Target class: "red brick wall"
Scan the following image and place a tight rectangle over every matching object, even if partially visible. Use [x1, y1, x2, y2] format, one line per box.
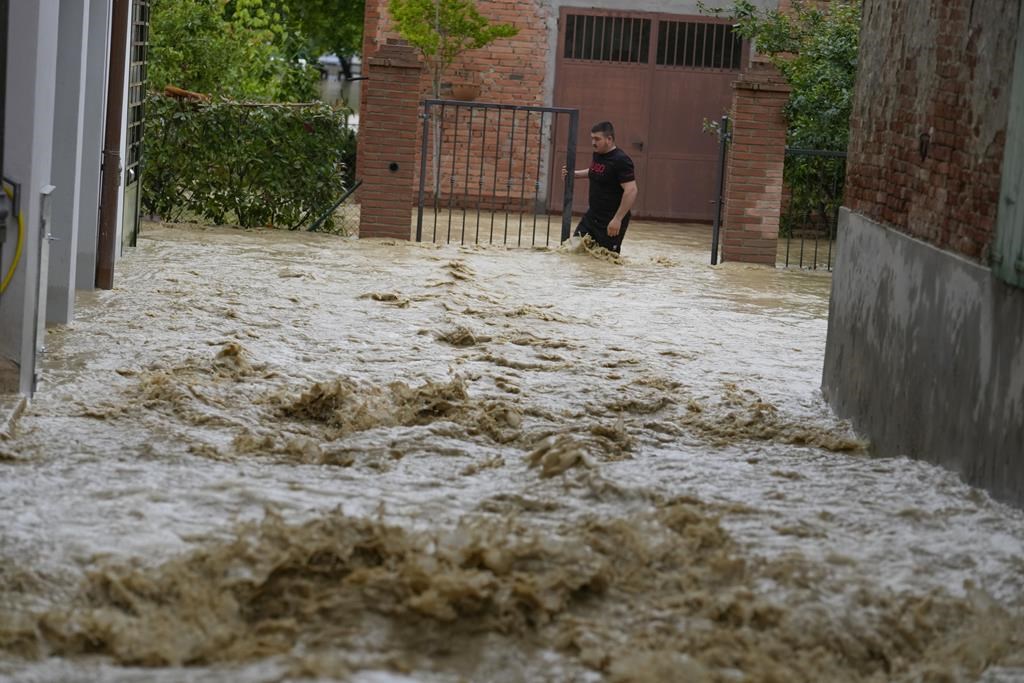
[358, 45, 422, 240]
[363, 0, 551, 206]
[721, 65, 790, 265]
[844, 0, 1019, 262]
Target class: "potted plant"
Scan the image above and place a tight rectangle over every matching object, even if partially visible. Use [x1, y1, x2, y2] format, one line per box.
[450, 68, 481, 100]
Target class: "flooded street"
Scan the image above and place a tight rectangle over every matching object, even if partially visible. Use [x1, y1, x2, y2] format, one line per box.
[1, 220, 1023, 682]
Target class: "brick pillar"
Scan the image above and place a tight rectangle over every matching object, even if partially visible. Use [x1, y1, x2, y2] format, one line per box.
[721, 66, 790, 265]
[357, 44, 422, 240]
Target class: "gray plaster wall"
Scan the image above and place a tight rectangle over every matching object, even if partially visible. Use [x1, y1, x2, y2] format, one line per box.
[823, 209, 1024, 506]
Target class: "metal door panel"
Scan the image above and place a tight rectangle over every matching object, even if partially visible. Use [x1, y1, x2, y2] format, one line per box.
[551, 8, 743, 222]
[645, 70, 733, 220]
[551, 61, 650, 215]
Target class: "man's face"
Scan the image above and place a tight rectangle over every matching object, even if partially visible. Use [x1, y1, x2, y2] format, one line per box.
[591, 132, 614, 154]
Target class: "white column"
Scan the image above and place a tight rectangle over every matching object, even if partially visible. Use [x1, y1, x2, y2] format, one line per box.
[75, 0, 112, 291]
[47, 0, 92, 324]
[0, 0, 59, 396]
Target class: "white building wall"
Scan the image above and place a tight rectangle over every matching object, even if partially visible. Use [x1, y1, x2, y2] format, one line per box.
[0, 0, 60, 395]
[47, 0, 92, 324]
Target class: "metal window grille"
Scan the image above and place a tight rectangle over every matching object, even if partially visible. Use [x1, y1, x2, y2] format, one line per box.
[125, 0, 149, 175]
[564, 14, 651, 64]
[656, 21, 743, 70]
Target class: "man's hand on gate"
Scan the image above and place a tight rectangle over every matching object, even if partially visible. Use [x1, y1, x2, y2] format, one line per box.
[561, 165, 568, 179]
[607, 217, 622, 237]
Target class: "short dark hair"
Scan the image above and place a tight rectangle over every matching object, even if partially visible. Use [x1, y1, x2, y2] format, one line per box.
[591, 121, 615, 139]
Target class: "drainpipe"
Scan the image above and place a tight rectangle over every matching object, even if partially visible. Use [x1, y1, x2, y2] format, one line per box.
[95, 0, 129, 290]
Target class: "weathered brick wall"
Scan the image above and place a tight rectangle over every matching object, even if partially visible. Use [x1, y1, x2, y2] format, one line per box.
[845, 0, 1019, 261]
[721, 65, 790, 264]
[363, 0, 551, 207]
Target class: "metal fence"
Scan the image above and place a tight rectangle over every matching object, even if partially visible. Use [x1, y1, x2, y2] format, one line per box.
[415, 99, 579, 247]
[781, 148, 847, 271]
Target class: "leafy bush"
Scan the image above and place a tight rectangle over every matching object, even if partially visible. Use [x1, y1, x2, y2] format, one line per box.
[142, 95, 356, 229]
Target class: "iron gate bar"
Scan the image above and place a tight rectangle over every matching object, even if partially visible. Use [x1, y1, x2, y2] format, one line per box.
[475, 109, 488, 243]
[435, 103, 445, 242]
[415, 106, 429, 243]
[504, 109, 516, 245]
[517, 111, 530, 246]
[562, 113, 578, 241]
[532, 111, 545, 246]
[447, 105, 459, 243]
[710, 115, 729, 265]
[462, 107, 474, 245]
[490, 107, 502, 243]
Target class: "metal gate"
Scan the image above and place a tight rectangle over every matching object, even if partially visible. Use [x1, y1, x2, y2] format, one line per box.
[780, 148, 847, 271]
[122, 0, 149, 249]
[708, 117, 846, 271]
[416, 100, 579, 246]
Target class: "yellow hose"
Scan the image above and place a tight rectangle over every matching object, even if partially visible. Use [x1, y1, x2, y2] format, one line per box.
[1, 183, 25, 295]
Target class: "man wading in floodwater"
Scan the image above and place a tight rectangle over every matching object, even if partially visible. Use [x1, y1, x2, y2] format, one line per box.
[562, 121, 639, 254]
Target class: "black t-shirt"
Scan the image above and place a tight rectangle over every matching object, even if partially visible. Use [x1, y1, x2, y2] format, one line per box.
[587, 147, 635, 221]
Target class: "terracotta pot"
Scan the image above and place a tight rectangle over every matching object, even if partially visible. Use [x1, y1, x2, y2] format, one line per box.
[451, 83, 481, 101]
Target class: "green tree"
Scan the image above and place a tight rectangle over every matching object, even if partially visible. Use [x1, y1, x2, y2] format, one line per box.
[148, 0, 275, 99]
[700, 0, 861, 237]
[700, 0, 861, 150]
[284, 0, 367, 57]
[150, 0, 352, 102]
[387, 0, 518, 98]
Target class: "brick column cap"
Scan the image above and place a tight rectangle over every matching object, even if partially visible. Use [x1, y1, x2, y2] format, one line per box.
[733, 77, 791, 93]
[368, 44, 421, 70]
[733, 62, 791, 93]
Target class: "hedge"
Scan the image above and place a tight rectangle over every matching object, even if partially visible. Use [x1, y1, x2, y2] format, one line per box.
[142, 95, 356, 230]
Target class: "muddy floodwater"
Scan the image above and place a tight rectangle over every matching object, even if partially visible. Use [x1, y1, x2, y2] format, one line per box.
[1, 221, 1023, 683]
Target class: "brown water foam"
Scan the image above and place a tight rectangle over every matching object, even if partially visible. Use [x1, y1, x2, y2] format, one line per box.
[3, 504, 1018, 681]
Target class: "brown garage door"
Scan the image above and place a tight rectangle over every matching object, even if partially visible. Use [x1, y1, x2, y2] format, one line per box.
[550, 9, 745, 221]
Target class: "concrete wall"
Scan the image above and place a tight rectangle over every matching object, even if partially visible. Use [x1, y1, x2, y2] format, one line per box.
[0, 0, 60, 395]
[823, 209, 1024, 505]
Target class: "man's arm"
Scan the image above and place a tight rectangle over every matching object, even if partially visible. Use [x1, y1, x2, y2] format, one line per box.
[562, 165, 589, 180]
[607, 180, 638, 237]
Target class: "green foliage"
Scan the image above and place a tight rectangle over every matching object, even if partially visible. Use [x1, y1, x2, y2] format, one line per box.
[148, 0, 276, 99]
[387, 0, 518, 96]
[150, 0, 364, 102]
[142, 95, 356, 230]
[699, 0, 861, 237]
[701, 0, 861, 150]
[283, 0, 367, 57]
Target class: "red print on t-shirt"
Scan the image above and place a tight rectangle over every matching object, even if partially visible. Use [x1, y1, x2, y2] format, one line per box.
[590, 162, 606, 174]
